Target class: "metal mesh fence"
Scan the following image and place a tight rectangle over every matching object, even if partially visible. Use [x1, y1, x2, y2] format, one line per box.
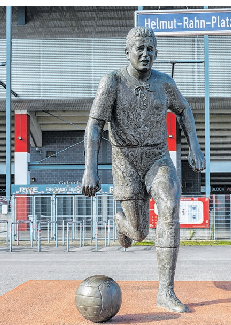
[8, 193, 231, 251]
[210, 194, 231, 240]
[11, 193, 122, 250]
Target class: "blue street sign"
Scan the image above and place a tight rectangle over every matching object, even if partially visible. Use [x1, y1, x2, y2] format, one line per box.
[135, 9, 231, 35]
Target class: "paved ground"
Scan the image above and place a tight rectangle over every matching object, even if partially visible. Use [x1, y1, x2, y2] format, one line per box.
[2, 280, 231, 325]
[1, 244, 231, 297]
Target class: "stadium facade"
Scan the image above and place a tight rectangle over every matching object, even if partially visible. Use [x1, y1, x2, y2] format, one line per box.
[0, 6, 231, 197]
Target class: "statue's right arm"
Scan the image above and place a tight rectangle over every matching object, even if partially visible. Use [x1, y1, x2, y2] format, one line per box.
[82, 117, 105, 197]
[82, 71, 117, 196]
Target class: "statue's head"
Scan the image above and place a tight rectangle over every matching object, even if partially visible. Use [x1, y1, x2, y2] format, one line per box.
[126, 27, 157, 51]
[125, 27, 157, 72]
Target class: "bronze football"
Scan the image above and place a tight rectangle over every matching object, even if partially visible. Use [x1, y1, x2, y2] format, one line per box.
[75, 275, 122, 323]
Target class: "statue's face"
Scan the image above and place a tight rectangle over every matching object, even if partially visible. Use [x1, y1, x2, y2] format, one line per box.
[126, 37, 156, 72]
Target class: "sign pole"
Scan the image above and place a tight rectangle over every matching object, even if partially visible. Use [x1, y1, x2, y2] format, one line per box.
[6, 6, 12, 202]
[204, 6, 210, 198]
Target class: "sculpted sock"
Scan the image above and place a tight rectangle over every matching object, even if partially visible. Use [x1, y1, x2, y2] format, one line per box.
[156, 246, 189, 313]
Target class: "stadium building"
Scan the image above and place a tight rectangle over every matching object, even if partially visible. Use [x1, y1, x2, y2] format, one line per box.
[0, 6, 231, 241]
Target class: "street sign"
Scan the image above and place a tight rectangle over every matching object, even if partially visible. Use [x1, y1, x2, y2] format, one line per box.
[135, 9, 231, 36]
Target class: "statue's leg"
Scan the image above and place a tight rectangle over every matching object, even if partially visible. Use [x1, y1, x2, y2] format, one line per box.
[148, 162, 189, 313]
[114, 199, 150, 248]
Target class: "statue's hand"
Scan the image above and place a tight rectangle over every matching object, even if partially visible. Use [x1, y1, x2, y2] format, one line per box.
[82, 169, 100, 197]
[188, 147, 206, 172]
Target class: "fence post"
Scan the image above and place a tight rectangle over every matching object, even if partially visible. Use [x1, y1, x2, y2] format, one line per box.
[10, 222, 12, 252]
[74, 221, 77, 240]
[35, 222, 38, 246]
[91, 218, 93, 243]
[47, 221, 50, 244]
[95, 221, 98, 252]
[104, 222, 107, 247]
[82, 220, 85, 246]
[56, 221, 58, 247]
[32, 196, 36, 241]
[16, 222, 19, 246]
[30, 221, 33, 248]
[6, 221, 9, 247]
[38, 222, 41, 252]
[213, 195, 216, 240]
[107, 220, 111, 246]
[62, 220, 65, 245]
[67, 222, 70, 252]
[80, 221, 83, 247]
[113, 219, 116, 242]
[72, 221, 74, 242]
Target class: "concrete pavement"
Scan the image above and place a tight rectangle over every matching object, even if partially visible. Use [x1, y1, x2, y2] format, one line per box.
[1, 244, 231, 296]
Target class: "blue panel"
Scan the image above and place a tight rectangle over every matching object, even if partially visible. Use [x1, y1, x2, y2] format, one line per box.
[11, 184, 113, 195]
[28, 164, 112, 170]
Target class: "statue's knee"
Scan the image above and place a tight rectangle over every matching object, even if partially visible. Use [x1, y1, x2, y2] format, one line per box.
[120, 199, 149, 242]
[157, 199, 180, 222]
[165, 197, 180, 211]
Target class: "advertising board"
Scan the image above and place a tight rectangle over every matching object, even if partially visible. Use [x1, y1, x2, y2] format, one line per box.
[149, 197, 209, 228]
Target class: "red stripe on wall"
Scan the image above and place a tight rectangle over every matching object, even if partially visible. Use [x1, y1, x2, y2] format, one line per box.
[16, 195, 30, 231]
[15, 114, 30, 153]
[167, 112, 176, 151]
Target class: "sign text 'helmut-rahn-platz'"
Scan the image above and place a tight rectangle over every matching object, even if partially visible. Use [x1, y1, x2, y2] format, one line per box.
[136, 9, 231, 35]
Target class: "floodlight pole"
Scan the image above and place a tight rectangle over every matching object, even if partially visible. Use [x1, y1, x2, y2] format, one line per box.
[6, 6, 12, 202]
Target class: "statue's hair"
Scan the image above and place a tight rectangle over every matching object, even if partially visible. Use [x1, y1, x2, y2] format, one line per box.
[126, 27, 157, 50]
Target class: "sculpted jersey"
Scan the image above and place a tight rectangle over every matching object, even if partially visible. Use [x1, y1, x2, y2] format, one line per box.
[90, 67, 189, 151]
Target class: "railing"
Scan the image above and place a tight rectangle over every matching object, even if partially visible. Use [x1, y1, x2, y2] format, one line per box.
[0, 220, 9, 246]
[5, 193, 231, 252]
[66, 221, 84, 252]
[210, 194, 231, 240]
[37, 221, 58, 252]
[10, 220, 33, 252]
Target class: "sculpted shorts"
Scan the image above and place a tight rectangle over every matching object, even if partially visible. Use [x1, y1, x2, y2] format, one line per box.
[111, 144, 177, 201]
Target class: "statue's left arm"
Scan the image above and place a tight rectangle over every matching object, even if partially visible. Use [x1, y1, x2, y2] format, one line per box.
[166, 77, 206, 172]
[178, 106, 206, 172]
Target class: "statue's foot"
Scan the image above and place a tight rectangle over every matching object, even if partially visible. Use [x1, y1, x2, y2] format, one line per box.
[114, 213, 132, 248]
[157, 288, 189, 313]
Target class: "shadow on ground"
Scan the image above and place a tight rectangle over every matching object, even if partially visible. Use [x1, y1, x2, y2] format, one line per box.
[109, 312, 180, 323]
